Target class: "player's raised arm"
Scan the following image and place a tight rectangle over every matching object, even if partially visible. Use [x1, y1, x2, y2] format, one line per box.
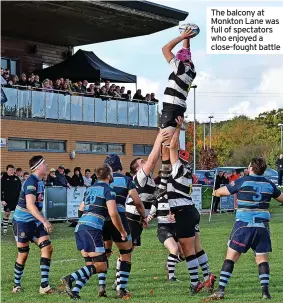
[142, 130, 170, 176]
[169, 116, 183, 166]
[162, 29, 194, 62]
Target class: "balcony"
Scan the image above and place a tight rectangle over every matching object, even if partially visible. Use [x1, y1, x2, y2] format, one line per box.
[1, 87, 158, 128]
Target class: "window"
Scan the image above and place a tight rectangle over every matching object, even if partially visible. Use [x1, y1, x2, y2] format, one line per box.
[76, 142, 124, 154]
[8, 138, 66, 152]
[133, 144, 153, 156]
[1, 57, 20, 75]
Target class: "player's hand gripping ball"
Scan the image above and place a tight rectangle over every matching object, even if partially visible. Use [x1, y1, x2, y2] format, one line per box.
[179, 23, 200, 38]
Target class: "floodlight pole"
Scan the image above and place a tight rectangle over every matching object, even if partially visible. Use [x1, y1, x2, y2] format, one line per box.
[208, 115, 214, 149]
[279, 123, 283, 149]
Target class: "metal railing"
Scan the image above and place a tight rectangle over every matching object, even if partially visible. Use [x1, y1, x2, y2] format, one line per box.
[1, 86, 158, 127]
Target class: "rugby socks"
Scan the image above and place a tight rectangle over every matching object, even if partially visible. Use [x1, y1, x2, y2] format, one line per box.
[72, 277, 88, 294]
[14, 262, 24, 286]
[196, 250, 210, 281]
[70, 265, 96, 282]
[186, 255, 200, 286]
[119, 261, 131, 290]
[167, 254, 179, 279]
[40, 257, 51, 288]
[2, 218, 9, 235]
[115, 258, 121, 290]
[258, 262, 270, 292]
[159, 161, 171, 190]
[218, 259, 234, 291]
[98, 272, 107, 286]
[177, 254, 185, 263]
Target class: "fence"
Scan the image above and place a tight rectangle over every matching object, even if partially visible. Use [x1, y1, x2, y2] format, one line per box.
[1, 86, 158, 127]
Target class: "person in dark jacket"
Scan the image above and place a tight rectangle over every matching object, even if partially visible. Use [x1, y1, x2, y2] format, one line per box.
[55, 165, 69, 187]
[46, 168, 57, 186]
[1, 164, 21, 235]
[71, 167, 84, 187]
[64, 168, 72, 185]
[91, 169, 97, 185]
[212, 171, 225, 213]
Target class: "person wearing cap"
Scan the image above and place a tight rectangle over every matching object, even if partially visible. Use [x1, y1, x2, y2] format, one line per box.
[168, 117, 216, 294]
[55, 165, 70, 187]
[46, 168, 57, 186]
[12, 155, 55, 294]
[97, 154, 147, 298]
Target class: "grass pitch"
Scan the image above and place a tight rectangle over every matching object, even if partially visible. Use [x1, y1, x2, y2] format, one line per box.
[1, 202, 283, 303]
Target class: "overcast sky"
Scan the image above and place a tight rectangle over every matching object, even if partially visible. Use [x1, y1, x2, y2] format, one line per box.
[75, 0, 283, 122]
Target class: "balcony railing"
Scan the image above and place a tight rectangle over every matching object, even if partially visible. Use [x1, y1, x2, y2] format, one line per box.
[1, 86, 158, 127]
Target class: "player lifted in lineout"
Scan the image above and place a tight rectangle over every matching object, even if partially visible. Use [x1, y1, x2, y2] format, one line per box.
[160, 24, 199, 146]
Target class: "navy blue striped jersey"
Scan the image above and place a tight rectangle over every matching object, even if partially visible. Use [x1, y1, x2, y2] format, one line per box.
[226, 175, 281, 223]
[76, 181, 116, 231]
[112, 172, 135, 213]
[14, 174, 44, 222]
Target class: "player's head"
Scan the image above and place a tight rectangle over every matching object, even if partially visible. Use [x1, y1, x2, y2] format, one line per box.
[280, 154, 283, 159]
[248, 157, 267, 176]
[6, 164, 15, 176]
[130, 157, 146, 175]
[176, 48, 191, 64]
[96, 164, 114, 184]
[104, 154, 123, 172]
[29, 155, 47, 178]
[178, 150, 189, 166]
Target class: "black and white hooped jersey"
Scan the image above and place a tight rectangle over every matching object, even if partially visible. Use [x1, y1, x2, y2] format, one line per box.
[126, 168, 156, 222]
[163, 57, 196, 108]
[150, 194, 174, 225]
[167, 160, 193, 209]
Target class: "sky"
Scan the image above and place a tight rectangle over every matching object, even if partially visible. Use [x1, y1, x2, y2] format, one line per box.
[74, 0, 283, 122]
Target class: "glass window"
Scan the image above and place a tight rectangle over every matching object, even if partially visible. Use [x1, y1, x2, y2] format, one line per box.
[133, 144, 153, 156]
[8, 140, 26, 150]
[1, 59, 8, 69]
[1, 57, 19, 75]
[76, 143, 91, 152]
[92, 144, 107, 153]
[28, 141, 46, 150]
[47, 141, 65, 151]
[108, 144, 123, 154]
[10, 60, 17, 75]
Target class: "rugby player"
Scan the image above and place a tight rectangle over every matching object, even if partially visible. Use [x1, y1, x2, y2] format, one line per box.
[126, 130, 169, 249]
[206, 157, 283, 301]
[12, 156, 54, 294]
[1, 165, 21, 235]
[168, 117, 216, 294]
[147, 146, 185, 282]
[160, 28, 196, 146]
[97, 154, 147, 298]
[61, 164, 127, 300]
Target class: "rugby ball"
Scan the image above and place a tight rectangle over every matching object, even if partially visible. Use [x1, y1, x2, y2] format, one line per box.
[179, 23, 200, 38]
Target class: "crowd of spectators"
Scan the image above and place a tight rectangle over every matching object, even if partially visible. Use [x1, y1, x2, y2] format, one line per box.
[1, 68, 159, 102]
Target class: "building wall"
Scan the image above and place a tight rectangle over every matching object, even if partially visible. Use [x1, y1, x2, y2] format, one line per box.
[1, 119, 159, 174]
[1, 37, 69, 74]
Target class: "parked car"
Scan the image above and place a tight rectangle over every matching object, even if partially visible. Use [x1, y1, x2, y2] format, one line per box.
[195, 170, 215, 186]
[264, 168, 278, 185]
[214, 167, 247, 175]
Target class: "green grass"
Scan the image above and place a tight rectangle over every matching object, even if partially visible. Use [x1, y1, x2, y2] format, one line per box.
[2, 203, 283, 303]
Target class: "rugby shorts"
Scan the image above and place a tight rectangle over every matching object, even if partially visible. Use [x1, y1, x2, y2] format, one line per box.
[172, 205, 200, 239]
[75, 228, 105, 253]
[103, 212, 131, 243]
[12, 219, 48, 243]
[127, 220, 143, 247]
[228, 220, 272, 254]
[157, 223, 178, 244]
[160, 103, 186, 129]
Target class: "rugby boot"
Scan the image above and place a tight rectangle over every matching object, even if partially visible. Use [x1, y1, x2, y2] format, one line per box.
[202, 289, 225, 301]
[98, 285, 107, 297]
[60, 275, 73, 296]
[204, 273, 217, 292]
[12, 285, 23, 293]
[190, 281, 204, 295]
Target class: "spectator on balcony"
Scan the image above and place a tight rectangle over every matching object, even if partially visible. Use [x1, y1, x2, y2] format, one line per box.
[74, 80, 85, 93]
[61, 82, 73, 95]
[108, 86, 115, 97]
[54, 78, 62, 90]
[60, 77, 64, 86]
[16, 167, 23, 181]
[113, 86, 122, 98]
[32, 75, 41, 89]
[64, 168, 72, 185]
[150, 93, 158, 102]
[42, 79, 53, 92]
[49, 79, 54, 89]
[18, 73, 28, 88]
[12, 75, 19, 86]
[145, 93, 151, 102]
[1, 68, 4, 76]
[91, 169, 97, 185]
[55, 164, 70, 187]
[22, 172, 30, 184]
[46, 168, 57, 186]
[87, 83, 95, 96]
[99, 86, 106, 96]
[82, 80, 88, 92]
[133, 89, 144, 100]
[71, 167, 84, 187]
[105, 80, 111, 92]
[83, 169, 92, 187]
[120, 86, 125, 96]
